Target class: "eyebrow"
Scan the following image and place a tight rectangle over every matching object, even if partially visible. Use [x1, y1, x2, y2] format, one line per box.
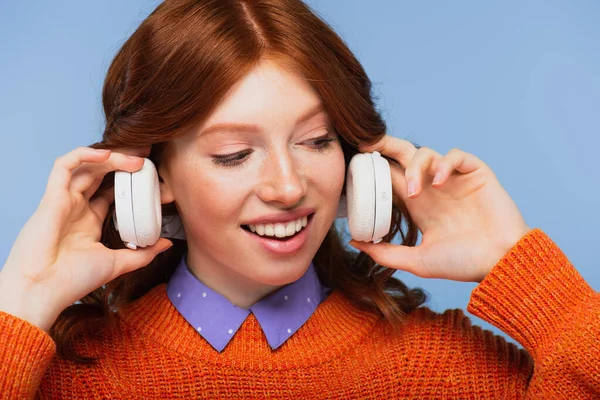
[198, 103, 326, 137]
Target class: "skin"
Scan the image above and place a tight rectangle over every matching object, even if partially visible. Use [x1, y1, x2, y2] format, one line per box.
[350, 139, 532, 283]
[158, 59, 346, 308]
[0, 61, 530, 332]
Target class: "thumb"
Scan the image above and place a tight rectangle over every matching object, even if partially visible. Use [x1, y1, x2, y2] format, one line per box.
[348, 240, 425, 277]
[112, 238, 173, 279]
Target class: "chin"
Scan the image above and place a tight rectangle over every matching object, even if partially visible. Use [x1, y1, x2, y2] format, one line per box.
[247, 259, 313, 287]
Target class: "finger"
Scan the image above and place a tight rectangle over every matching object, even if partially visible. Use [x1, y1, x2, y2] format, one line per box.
[45, 147, 113, 196]
[389, 161, 409, 201]
[79, 148, 150, 199]
[404, 147, 442, 198]
[431, 149, 486, 187]
[349, 240, 429, 278]
[358, 135, 419, 168]
[69, 152, 145, 196]
[89, 187, 115, 222]
[48, 146, 150, 196]
[90, 145, 152, 158]
[110, 239, 173, 279]
[82, 174, 108, 201]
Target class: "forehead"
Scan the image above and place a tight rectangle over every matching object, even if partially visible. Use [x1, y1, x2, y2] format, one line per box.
[201, 60, 322, 127]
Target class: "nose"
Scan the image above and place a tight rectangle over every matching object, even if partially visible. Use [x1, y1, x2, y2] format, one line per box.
[257, 149, 307, 207]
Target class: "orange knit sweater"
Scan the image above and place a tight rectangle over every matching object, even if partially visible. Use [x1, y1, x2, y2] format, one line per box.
[1, 229, 598, 399]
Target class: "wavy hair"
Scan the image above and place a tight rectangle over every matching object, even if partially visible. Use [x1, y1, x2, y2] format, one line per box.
[50, 0, 428, 363]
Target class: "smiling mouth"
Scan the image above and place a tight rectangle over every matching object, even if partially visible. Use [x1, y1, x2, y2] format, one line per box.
[241, 214, 313, 240]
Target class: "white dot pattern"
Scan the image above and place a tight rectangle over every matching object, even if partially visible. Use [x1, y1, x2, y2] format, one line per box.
[169, 260, 325, 352]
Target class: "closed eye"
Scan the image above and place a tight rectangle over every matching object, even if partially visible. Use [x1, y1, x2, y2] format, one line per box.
[306, 132, 338, 152]
[210, 133, 337, 167]
[211, 149, 253, 167]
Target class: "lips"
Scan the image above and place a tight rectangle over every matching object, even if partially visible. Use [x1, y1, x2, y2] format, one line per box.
[243, 214, 313, 255]
[241, 207, 315, 226]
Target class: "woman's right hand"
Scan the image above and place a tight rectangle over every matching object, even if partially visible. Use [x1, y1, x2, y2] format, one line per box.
[0, 146, 173, 332]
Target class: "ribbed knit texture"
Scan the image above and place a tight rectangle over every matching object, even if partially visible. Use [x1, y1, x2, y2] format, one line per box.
[1, 229, 598, 399]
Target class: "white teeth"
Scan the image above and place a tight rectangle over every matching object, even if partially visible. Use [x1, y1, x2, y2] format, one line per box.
[247, 216, 308, 238]
[265, 224, 274, 236]
[285, 222, 296, 236]
[256, 224, 265, 235]
[274, 224, 286, 238]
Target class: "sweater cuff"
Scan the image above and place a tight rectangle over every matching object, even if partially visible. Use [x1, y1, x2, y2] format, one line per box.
[467, 228, 595, 356]
[0, 311, 56, 397]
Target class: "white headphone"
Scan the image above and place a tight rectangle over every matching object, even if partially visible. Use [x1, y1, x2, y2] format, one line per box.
[113, 151, 392, 250]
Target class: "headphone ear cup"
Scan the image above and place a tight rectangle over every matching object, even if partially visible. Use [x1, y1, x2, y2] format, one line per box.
[371, 151, 392, 243]
[114, 158, 161, 249]
[346, 153, 376, 242]
[114, 169, 137, 249]
[130, 159, 162, 248]
[346, 151, 392, 243]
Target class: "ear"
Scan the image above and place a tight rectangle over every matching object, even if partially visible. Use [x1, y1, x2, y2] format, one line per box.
[157, 169, 176, 205]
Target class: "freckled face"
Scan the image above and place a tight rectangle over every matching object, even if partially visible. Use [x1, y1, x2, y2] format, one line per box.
[159, 60, 345, 296]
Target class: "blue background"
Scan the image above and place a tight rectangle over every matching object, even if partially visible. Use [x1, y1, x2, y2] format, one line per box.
[1, 1, 599, 346]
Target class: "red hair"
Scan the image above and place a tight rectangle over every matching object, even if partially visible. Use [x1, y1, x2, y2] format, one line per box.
[51, 0, 427, 363]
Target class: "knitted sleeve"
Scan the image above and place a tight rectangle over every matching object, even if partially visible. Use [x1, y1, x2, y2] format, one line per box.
[467, 228, 600, 398]
[0, 311, 56, 400]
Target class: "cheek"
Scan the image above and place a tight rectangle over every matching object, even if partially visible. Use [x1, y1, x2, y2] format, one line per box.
[175, 170, 247, 229]
[307, 148, 346, 199]
[327, 149, 346, 189]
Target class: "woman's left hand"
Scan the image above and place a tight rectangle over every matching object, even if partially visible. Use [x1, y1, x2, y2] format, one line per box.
[348, 136, 531, 283]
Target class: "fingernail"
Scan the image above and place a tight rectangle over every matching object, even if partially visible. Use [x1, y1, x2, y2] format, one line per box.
[407, 181, 417, 197]
[127, 155, 141, 160]
[95, 148, 110, 154]
[432, 172, 442, 185]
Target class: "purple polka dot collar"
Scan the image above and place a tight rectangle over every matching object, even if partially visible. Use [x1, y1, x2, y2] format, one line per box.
[166, 255, 330, 352]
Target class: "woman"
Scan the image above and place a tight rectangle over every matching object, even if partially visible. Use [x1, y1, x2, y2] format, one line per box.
[1, 0, 598, 398]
